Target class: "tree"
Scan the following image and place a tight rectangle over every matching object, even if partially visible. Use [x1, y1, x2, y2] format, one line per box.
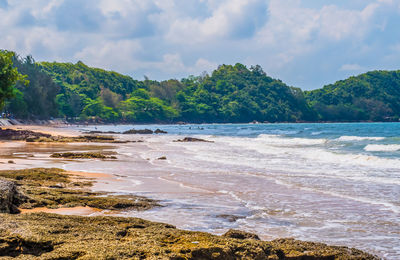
[7, 55, 59, 119]
[0, 50, 26, 110]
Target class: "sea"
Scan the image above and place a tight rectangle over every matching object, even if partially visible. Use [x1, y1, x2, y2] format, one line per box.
[72, 122, 399, 259]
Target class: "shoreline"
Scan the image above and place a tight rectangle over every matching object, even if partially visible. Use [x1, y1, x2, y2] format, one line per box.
[0, 125, 383, 258]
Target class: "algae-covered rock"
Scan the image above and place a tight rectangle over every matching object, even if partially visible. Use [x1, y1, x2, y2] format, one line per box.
[0, 179, 26, 214]
[50, 152, 117, 159]
[0, 213, 379, 259]
[223, 229, 260, 240]
[0, 168, 158, 212]
[0, 128, 51, 141]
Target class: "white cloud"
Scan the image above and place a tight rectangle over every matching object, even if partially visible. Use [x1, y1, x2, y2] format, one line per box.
[165, 0, 267, 44]
[340, 64, 364, 71]
[0, 0, 399, 89]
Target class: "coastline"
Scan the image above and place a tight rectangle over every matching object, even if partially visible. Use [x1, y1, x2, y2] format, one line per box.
[0, 125, 382, 258]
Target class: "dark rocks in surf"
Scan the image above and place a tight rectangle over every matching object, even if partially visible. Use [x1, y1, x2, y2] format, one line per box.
[123, 129, 154, 134]
[217, 214, 246, 223]
[86, 131, 119, 134]
[174, 137, 213, 143]
[154, 129, 168, 134]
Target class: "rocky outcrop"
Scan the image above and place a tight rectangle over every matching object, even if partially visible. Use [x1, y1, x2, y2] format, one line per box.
[123, 129, 154, 134]
[0, 213, 379, 259]
[154, 129, 168, 134]
[174, 137, 214, 143]
[0, 179, 26, 214]
[0, 128, 51, 141]
[50, 152, 117, 159]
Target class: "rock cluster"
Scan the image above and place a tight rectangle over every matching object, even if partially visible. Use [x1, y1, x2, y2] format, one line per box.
[0, 128, 51, 140]
[174, 137, 214, 142]
[123, 128, 168, 134]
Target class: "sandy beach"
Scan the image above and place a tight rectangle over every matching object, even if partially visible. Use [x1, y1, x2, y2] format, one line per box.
[0, 124, 390, 259]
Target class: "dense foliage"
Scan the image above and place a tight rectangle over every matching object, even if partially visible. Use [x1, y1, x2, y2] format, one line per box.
[2, 52, 400, 123]
[35, 61, 314, 123]
[305, 70, 400, 121]
[5, 56, 59, 119]
[176, 64, 315, 122]
[38, 61, 177, 122]
[0, 50, 26, 110]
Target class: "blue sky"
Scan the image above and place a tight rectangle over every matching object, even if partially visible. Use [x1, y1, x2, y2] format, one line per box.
[1, 0, 400, 90]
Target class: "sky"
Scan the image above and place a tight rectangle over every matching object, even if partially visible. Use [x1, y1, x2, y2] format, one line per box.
[1, 0, 400, 90]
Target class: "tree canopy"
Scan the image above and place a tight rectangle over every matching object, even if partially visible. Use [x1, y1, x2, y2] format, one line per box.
[2, 52, 400, 123]
[0, 50, 26, 110]
[305, 70, 400, 121]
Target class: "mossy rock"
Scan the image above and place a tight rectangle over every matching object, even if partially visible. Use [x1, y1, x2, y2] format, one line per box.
[0, 213, 378, 259]
[0, 168, 158, 212]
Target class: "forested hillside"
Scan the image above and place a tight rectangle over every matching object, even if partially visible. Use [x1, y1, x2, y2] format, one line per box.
[305, 70, 400, 121]
[6, 58, 314, 123]
[2, 52, 400, 123]
[6, 56, 59, 119]
[176, 64, 315, 122]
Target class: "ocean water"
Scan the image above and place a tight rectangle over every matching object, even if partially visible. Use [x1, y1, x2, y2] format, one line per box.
[75, 123, 400, 259]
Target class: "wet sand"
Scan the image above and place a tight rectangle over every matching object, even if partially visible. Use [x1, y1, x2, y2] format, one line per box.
[0, 124, 394, 258]
[20, 206, 102, 216]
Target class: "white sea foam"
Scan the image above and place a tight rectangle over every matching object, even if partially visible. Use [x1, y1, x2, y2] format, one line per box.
[364, 144, 400, 152]
[257, 134, 327, 146]
[336, 136, 385, 142]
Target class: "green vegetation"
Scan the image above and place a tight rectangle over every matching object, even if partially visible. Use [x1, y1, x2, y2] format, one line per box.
[39, 61, 177, 122]
[305, 70, 400, 121]
[5, 56, 59, 119]
[2, 51, 400, 122]
[0, 51, 27, 110]
[176, 64, 315, 122]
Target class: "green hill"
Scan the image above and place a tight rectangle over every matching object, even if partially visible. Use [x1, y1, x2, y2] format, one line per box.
[305, 70, 400, 121]
[3, 52, 400, 123]
[17, 60, 314, 123]
[175, 63, 315, 122]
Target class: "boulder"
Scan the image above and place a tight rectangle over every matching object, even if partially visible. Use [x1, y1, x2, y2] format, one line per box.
[0, 179, 27, 214]
[154, 129, 168, 134]
[222, 229, 260, 240]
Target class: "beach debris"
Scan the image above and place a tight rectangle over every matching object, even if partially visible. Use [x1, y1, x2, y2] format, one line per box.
[7, 160, 15, 164]
[174, 137, 214, 143]
[50, 152, 117, 160]
[157, 156, 167, 160]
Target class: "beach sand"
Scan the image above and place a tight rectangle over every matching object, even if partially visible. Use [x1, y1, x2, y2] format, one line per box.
[0, 125, 384, 258]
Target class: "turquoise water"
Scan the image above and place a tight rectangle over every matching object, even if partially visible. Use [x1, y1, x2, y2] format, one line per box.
[76, 123, 400, 258]
[84, 122, 400, 159]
